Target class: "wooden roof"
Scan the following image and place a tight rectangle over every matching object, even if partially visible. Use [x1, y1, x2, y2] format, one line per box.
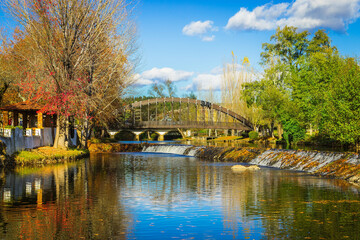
[0, 100, 43, 112]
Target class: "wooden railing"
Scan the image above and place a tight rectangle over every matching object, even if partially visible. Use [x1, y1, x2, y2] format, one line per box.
[122, 121, 251, 130]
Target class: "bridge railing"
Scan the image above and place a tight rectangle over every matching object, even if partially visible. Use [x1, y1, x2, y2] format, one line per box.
[122, 121, 251, 130]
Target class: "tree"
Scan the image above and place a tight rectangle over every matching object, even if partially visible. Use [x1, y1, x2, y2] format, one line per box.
[221, 52, 255, 120]
[6, 0, 137, 148]
[0, 30, 17, 106]
[148, 79, 176, 98]
[321, 57, 360, 146]
[245, 27, 336, 143]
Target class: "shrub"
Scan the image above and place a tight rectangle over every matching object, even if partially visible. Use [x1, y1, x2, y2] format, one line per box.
[249, 131, 259, 140]
[150, 133, 158, 140]
[88, 138, 101, 144]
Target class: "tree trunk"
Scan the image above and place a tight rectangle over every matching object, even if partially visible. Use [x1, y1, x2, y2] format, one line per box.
[277, 124, 283, 140]
[54, 115, 68, 149]
[77, 118, 93, 149]
[270, 122, 275, 138]
[177, 128, 186, 138]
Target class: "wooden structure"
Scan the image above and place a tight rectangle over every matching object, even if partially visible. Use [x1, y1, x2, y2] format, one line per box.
[0, 101, 56, 129]
[124, 98, 253, 131]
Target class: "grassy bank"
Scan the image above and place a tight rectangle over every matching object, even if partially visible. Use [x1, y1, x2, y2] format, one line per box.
[13, 147, 89, 166]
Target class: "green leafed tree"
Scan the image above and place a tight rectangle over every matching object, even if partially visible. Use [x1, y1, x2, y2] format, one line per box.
[321, 57, 360, 146]
[245, 26, 337, 144]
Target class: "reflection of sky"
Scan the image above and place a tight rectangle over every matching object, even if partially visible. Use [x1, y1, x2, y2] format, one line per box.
[119, 153, 265, 239]
[122, 190, 264, 240]
[1, 153, 360, 239]
[118, 141, 176, 144]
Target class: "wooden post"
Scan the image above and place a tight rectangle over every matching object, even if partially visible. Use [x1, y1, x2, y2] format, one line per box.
[202, 105, 205, 123]
[171, 98, 174, 122]
[195, 101, 198, 123]
[2, 111, 8, 127]
[155, 98, 158, 122]
[23, 112, 28, 128]
[37, 112, 43, 128]
[163, 99, 166, 121]
[187, 98, 190, 123]
[139, 102, 142, 122]
[14, 112, 19, 126]
[148, 99, 150, 121]
[219, 107, 222, 126]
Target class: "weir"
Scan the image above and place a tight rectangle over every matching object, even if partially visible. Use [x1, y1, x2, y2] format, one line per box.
[139, 144, 360, 184]
[250, 149, 360, 174]
[142, 144, 203, 157]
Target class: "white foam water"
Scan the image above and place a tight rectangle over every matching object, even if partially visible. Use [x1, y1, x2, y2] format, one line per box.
[142, 144, 203, 156]
[250, 149, 359, 173]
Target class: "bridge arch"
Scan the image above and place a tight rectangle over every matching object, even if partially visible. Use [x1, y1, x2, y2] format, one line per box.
[123, 97, 253, 131]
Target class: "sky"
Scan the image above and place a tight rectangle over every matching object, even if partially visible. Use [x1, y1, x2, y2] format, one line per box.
[133, 0, 360, 98]
[1, 0, 360, 98]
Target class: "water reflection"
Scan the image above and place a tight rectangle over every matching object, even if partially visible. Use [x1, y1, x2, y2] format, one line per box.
[0, 153, 359, 239]
[0, 161, 131, 239]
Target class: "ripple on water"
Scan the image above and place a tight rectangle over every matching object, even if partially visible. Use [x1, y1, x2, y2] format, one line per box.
[0, 153, 359, 239]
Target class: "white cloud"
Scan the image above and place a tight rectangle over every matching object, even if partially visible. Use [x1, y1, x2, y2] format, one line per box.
[183, 20, 216, 36]
[202, 35, 215, 42]
[226, 0, 360, 32]
[134, 68, 194, 86]
[187, 73, 222, 91]
[133, 73, 153, 86]
[183, 20, 218, 41]
[226, 3, 289, 31]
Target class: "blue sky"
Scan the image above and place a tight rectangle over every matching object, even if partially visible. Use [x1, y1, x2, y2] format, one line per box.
[2, 0, 360, 97]
[134, 0, 360, 97]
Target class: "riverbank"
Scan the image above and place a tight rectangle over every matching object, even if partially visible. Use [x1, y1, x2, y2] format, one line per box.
[11, 147, 89, 166]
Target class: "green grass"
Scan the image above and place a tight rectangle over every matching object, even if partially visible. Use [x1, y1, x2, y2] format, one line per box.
[14, 147, 89, 166]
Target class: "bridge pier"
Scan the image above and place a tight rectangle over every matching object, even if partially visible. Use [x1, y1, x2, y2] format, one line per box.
[156, 131, 168, 141]
[132, 131, 144, 141]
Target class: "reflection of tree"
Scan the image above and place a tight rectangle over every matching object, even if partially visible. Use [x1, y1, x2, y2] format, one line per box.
[0, 158, 132, 239]
[0, 155, 359, 239]
[220, 169, 360, 239]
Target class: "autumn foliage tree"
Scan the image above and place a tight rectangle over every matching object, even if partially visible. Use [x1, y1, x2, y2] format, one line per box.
[0, 30, 21, 106]
[5, 0, 137, 148]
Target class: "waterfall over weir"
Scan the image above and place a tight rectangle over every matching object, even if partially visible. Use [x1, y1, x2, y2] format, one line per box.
[140, 144, 360, 183]
[250, 149, 360, 173]
[142, 144, 203, 157]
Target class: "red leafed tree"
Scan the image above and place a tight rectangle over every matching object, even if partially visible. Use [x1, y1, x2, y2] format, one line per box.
[5, 0, 137, 148]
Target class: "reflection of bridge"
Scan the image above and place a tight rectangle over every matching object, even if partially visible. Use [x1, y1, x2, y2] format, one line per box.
[117, 98, 253, 140]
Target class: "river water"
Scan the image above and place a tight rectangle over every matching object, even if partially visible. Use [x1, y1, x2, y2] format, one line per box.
[0, 153, 359, 239]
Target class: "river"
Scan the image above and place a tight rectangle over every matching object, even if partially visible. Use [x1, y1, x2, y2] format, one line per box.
[0, 152, 359, 239]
